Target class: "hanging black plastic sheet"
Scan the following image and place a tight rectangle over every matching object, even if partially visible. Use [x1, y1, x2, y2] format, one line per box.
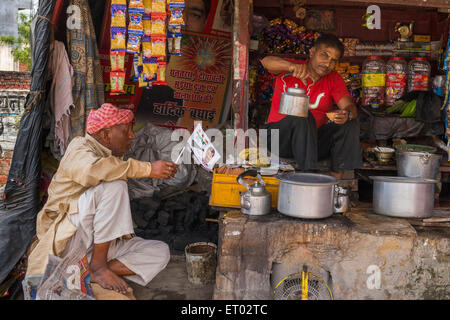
[0, 0, 55, 284]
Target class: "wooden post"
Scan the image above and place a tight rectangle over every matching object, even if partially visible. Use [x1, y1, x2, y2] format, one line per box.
[232, 0, 251, 135]
[51, 0, 66, 26]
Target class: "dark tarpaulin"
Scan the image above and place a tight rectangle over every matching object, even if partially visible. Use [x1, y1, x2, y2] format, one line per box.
[0, 0, 55, 283]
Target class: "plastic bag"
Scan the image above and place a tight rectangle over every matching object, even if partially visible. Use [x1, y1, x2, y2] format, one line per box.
[126, 123, 197, 199]
[33, 228, 94, 300]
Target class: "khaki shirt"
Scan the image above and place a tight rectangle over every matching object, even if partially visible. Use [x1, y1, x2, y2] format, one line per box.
[26, 134, 152, 276]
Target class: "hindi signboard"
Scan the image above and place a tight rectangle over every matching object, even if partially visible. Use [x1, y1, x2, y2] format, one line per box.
[133, 31, 231, 131]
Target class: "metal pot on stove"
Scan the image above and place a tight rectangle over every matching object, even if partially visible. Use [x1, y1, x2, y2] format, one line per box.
[370, 176, 437, 218]
[276, 173, 338, 219]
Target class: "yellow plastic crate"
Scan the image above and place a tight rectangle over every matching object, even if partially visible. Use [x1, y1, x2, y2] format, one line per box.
[209, 169, 279, 208]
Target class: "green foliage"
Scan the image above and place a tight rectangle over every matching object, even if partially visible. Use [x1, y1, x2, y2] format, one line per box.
[0, 12, 32, 71]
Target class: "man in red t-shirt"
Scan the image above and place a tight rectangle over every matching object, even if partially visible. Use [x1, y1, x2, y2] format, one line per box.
[261, 34, 362, 179]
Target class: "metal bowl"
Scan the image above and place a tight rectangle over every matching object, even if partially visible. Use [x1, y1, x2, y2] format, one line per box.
[374, 147, 395, 163]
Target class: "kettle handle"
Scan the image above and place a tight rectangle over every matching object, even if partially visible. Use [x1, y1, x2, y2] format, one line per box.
[281, 72, 294, 92]
[281, 72, 314, 92]
[237, 169, 264, 190]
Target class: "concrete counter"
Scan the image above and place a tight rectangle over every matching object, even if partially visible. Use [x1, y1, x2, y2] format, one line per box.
[213, 209, 450, 300]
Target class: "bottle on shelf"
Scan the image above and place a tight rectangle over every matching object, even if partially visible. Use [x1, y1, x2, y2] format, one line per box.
[361, 56, 386, 109]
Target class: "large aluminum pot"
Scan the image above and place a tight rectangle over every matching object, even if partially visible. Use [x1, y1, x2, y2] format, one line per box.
[370, 176, 437, 218]
[396, 151, 441, 179]
[276, 173, 338, 219]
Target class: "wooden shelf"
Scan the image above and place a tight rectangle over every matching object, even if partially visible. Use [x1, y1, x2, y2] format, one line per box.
[250, 51, 307, 58]
[250, 51, 385, 62]
[249, 51, 380, 60]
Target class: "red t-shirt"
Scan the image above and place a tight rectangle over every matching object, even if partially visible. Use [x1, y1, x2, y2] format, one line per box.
[267, 60, 352, 128]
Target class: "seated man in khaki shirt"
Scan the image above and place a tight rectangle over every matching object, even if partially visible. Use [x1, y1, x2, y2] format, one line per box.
[25, 103, 178, 297]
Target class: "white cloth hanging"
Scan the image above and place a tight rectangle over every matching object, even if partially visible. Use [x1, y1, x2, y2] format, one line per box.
[48, 40, 74, 154]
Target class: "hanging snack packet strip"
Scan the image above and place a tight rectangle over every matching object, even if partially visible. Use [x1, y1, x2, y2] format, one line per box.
[139, 75, 152, 88]
[151, 13, 167, 35]
[143, 56, 158, 82]
[167, 28, 182, 56]
[129, 0, 145, 9]
[151, 35, 167, 58]
[143, 14, 152, 36]
[127, 30, 142, 54]
[138, 54, 145, 83]
[132, 54, 140, 82]
[153, 61, 167, 85]
[143, 0, 152, 14]
[168, 2, 185, 27]
[110, 71, 126, 95]
[168, 36, 181, 56]
[111, 0, 126, 4]
[111, 27, 127, 51]
[168, 26, 182, 34]
[142, 36, 152, 59]
[152, 0, 166, 13]
[110, 51, 125, 72]
[129, 8, 144, 32]
[167, 36, 174, 56]
[111, 4, 127, 28]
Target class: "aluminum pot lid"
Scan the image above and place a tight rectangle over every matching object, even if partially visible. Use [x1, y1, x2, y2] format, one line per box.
[369, 176, 438, 184]
[276, 173, 338, 186]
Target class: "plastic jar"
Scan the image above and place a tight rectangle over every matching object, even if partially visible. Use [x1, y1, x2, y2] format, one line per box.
[362, 56, 386, 108]
[385, 57, 407, 106]
[407, 57, 431, 92]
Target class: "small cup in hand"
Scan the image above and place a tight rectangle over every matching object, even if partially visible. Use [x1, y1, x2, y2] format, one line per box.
[326, 111, 338, 122]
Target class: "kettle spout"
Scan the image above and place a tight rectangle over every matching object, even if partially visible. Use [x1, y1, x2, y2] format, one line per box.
[309, 93, 325, 110]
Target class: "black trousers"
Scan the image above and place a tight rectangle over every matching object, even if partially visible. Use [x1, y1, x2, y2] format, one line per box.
[263, 113, 362, 172]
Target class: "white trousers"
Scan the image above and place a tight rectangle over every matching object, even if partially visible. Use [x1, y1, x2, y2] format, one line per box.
[67, 180, 170, 286]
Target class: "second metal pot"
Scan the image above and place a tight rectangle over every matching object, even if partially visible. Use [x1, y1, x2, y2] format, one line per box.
[396, 151, 441, 179]
[276, 173, 338, 219]
[370, 176, 437, 218]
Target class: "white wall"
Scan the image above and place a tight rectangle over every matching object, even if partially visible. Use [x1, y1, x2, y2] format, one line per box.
[0, 45, 18, 72]
[0, 0, 33, 37]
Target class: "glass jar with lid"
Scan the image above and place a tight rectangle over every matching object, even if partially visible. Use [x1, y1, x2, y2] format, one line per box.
[362, 56, 386, 108]
[407, 57, 431, 92]
[385, 57, 407, 106]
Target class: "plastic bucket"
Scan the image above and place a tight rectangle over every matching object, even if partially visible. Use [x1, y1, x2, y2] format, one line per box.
[184, 242, 217, 285]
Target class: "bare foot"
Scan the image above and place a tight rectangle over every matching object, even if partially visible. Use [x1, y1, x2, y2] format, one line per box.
[329, 171, 343, 179]
[90, 267, 132, 295]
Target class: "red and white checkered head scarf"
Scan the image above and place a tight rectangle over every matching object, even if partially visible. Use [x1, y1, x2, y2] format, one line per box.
[86, 103, 134, 135]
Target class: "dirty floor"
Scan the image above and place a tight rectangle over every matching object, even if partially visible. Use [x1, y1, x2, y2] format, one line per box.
[126, 255, 215, 300]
